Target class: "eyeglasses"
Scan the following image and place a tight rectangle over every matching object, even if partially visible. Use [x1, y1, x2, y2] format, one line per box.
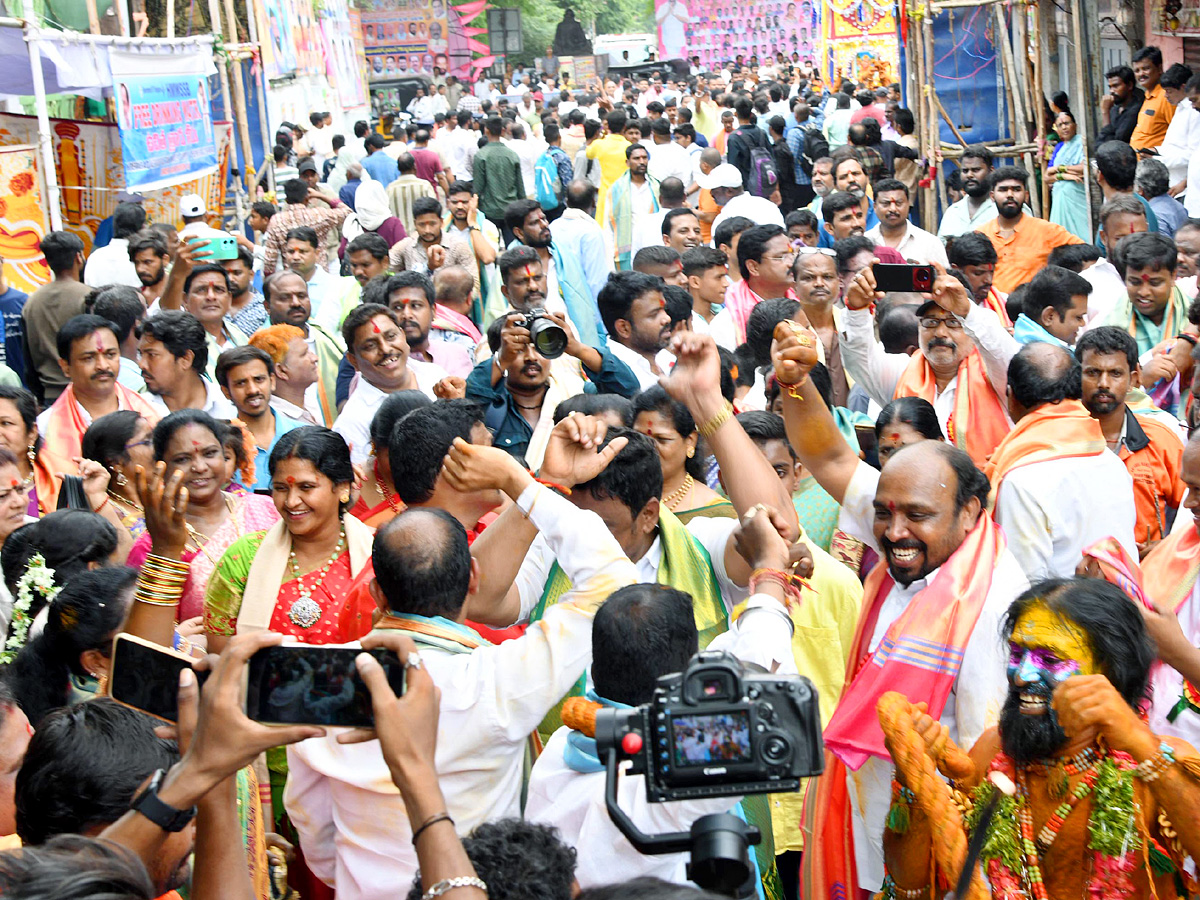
[919, 317, 964, 330]
[125, 438, 152, 451]
[763, 251, 797, 263]
[794, 245, 836, 256]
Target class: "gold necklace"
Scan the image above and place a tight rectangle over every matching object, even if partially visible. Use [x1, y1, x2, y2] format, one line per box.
[108, 490, 143, 513]
[287, 526, 347, 628]
[663, 473, 694, 510]
[185, 494, 239, 563]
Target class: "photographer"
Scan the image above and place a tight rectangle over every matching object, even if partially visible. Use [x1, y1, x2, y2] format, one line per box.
[284, 433, 639, 899]
[465, 248, 637, 468]
[525, 504, 806, 888]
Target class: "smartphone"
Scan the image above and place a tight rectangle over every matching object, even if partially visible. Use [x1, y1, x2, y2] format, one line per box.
[873, 262, 935, 294]
[109, 633, 208, 723]
[244, 644, 405, 728]
[188, 234, 239, 261]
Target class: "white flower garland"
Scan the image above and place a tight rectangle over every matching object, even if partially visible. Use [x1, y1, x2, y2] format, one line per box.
[0, 553, 61, 664]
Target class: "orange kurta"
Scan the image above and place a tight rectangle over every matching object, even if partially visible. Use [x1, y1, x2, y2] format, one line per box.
[980, 213, 1084, 294]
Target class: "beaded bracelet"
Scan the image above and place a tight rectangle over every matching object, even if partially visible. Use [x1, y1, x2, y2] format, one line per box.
[422, 876, 487, 899]
[1134, 742, 1176, 783]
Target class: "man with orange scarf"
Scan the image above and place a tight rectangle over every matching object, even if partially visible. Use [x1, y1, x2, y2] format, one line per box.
[769, 315, 1028, 899]
[839, 262, 1012, 467]
[986, 342, 1137, 579]
[36, 313, 159, 509]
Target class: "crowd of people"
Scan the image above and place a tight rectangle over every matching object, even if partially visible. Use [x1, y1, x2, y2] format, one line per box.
[4, 46, 1200, 900]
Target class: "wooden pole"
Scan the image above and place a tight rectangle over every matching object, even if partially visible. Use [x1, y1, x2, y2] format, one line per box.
[925, 11, 948, 225]
[220, 0, 255, 194]
[206, 0, 235, 223]
[22, 0, 63, 230]
[243, 0, 276, 196]
[1010, 4, 1040, 216]
[1029, 0, 1049, 217]
[1069, 0, 1093, 236]
[84, 0, 101, 33]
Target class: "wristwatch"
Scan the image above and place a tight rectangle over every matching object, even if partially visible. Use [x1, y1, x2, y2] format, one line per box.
[130, 768, 197, 832]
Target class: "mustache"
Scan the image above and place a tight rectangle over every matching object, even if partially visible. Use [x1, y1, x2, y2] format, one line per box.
[998, 683, 1066, 763]
[926, 337, 957, 350]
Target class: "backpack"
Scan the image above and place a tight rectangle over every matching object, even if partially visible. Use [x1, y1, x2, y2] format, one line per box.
[734, 126, 778, 198]
[798, 125, 829, 178]
[534, 147, 565, 211]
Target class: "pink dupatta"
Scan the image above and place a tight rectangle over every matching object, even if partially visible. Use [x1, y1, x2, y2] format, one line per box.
[722, 280, 798, 346]
[127, 494, 280, 620]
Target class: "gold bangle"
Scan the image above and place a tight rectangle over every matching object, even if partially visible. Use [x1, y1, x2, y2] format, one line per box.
[697, 400, 734, 438]
[143, 554, 190, 573]
[135, 593, 181, 607]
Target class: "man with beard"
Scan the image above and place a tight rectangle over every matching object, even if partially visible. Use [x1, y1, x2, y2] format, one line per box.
[221, 245, 267, 336]
[330, 233, 392, 332]
[385, 271, 473, 378]
[1099, 64, 1145, 144]
[249, 324, 322, 425]
[882, 576, 1200, 900]
[938, 145, 998, 241]
[945, 230, 1010, 326]
[980, 166, 1082, 294]
[444, 180, 501, 316]
[840, 260, 1012, 465]
[598, 270, 674, 390]
[215, 345, 302, 493]
[866, 179, 949, 267]
[127, 229, 170, 308]
[604, 143, 661, 273]
[767, 320, 1028, 898]
[388, 198, 479, 299]
[334, 304, 448, 463]
[710, 224, 799, 351]
[262, 270, 344, 427]
[985, 342, 1137, 579]
[505, 199, 600, 345]
[1076, 327, 1185, 556]
[137, 310, 235, 418]
[1174, 218, 1200, 293]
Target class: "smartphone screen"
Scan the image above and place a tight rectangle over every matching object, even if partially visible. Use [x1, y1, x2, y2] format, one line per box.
[245, 645, 405, 728]
[872, 262, 935, 294]
[109, 634, 207, 723]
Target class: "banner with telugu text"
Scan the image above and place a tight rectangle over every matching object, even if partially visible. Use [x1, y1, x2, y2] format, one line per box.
[109, 47, 219, 192]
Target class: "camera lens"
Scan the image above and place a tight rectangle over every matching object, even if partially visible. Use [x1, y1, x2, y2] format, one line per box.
[528, 317, 568, 359]
[762, 734, 790, 765]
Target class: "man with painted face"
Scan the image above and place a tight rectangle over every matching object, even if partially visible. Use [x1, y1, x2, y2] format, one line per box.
[883, 576, 1200, 900]
[1076, 326, 1185, 555]
[840, 260, 1012, 465]
[768, 319, 1029, 898]
[937, 144, 998, 241]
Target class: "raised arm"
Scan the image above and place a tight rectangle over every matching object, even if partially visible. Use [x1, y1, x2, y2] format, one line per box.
[838, 262, 910, 405]
[770, 320, 861, 504]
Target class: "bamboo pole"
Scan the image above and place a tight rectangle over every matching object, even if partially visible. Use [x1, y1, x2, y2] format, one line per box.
[1069, 0, 1093, 236]
[243, 0, 275, 196]
[932, 92, 969, 147]
[1014, 3, 1041, 217]
[925, 11, 948, 225]
[22, 0, 63, 230]
[85, 0, 101, 33]
[220, 0, 255, 194]
[1030, 0, 1049, 217]
[206, 0, 236, 224]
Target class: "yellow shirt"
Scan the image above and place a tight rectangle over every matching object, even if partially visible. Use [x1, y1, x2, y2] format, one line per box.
[764, 531, 864, 852]
[588, 133, 634, 224]
[1130, 83, 1175, 150]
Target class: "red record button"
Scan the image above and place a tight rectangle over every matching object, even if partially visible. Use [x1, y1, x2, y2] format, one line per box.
[621, 732, 644, 755]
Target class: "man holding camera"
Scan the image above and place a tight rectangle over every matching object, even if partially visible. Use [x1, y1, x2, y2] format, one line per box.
[464, 248, 637, 469]
[525, 504, 811, 889]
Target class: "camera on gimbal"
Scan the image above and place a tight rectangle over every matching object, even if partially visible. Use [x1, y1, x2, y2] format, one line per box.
[593, 651, 824, 897]
[512, 308, 568, 359]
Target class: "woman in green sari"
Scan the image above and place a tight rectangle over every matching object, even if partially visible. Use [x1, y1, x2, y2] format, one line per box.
[632, 385, 735, 524]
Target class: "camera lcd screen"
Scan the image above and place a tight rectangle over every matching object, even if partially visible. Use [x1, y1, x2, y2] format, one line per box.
[670, 710, 752, 767]
[245, 646, 404, 728]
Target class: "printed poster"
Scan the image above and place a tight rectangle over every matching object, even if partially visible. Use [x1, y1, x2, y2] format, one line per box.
[109, 47, 218, 191]
[654, 0, 821, 69]
[0, 145, 49, 294]
[360, 0, 452, 80]
[824, 0, 899, 87]
[321, 0, 368, 107]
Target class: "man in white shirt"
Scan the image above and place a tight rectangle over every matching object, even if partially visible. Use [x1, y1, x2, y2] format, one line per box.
[550, 179, 613, 301]
[285, 436, 639, 900]
[444, 111, 478, 181]
[629, 178, 689, 265]
[282, 226, 340, 332]
[598, 270, 674, 390]
[705, 164, 786, 236]
[988, 341, 1138, 579]
[865, 179, 949, 267]
[507, 122, 544, 198]
[937, 145, 997, 241]
[646, 118, 694, 189]
[138, 309, 236, 419]
[306, 111, 336, 165]
[1082, 196, 1150, 329]
[333, 304, 447, 463]
[83, 202, 145, 289]
[1152, 66, 1200, 190]
[176, 193, 229, 243]
[765, 329, 1027, 894]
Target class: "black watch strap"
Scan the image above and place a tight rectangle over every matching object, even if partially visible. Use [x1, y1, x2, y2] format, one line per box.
[131, 769, 197, 833]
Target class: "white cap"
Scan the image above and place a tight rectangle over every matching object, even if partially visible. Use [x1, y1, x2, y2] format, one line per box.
[179, 194, 206, 217]
[697, 163, 743, 190]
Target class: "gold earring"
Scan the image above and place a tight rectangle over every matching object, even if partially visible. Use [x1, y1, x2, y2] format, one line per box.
[27, 444, 36, 471]
[341, 493, 350, 503]
[687, 447, 695, 458]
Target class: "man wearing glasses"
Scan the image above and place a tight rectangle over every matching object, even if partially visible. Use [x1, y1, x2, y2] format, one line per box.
[710, 224, 797, 349]
[840, 263, 1012, 466]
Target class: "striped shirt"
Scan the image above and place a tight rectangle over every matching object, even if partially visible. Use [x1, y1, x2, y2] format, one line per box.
[261, 202, 350, 276]
[385, 174, 436, 237]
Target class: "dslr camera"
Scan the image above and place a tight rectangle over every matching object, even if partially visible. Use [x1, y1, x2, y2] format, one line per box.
[512, 308, 568, 359]
[596, 650, 824, 803]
